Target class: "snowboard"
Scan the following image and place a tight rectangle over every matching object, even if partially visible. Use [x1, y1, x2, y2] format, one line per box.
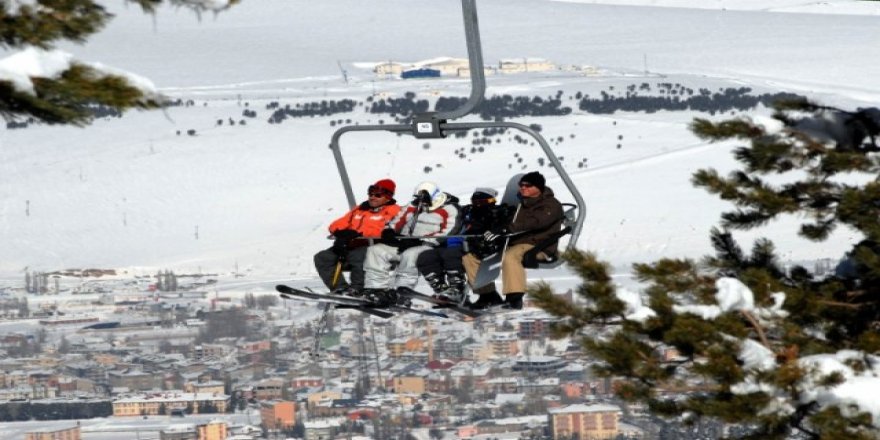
[276, 285, 448, 319]
[473, 173, 523, 289]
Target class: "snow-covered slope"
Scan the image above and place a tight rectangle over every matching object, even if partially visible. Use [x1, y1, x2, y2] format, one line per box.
[1, 0, 877, 278]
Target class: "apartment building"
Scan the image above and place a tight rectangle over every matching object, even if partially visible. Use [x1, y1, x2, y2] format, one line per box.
[24, 426, 81, 440]
[548, 403, 622, 440]
[260, 400, 296, 430]
[112, 391, 229, 416]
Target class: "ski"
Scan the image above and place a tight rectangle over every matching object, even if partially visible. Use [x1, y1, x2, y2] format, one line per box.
[279, 291, 395, 319]
[276, 285, 448, 319]
[395, 287, 483, 318]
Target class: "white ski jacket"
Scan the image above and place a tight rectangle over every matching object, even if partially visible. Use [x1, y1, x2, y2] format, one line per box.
[390, 195, 459, 243]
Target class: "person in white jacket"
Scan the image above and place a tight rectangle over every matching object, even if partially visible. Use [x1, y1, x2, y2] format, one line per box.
[363, 181, 460, 306]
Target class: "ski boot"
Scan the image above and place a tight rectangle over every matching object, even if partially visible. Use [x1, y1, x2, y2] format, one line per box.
[468, 290, 505, 310]
[437, 270, 467, 303]
[363, 288, 398, 307]
[394, 287, 412, 307]
[424, 272, 451, 300]
[332, 286, 363, 298]
[503, 292, 524, 310]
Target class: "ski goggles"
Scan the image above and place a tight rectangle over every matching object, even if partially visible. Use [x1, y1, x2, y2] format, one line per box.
[411, 190, 433, 206]
[471, 197, 496, 207]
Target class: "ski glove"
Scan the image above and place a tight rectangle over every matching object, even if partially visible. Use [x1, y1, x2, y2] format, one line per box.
[483, 228, 507, 243]
[333, 228, 361, 242]
[380, 228, 400, 246]
[331, 229, 361, 255]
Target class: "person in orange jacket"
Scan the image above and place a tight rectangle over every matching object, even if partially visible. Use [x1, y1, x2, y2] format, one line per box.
[313, 179, 401, 296]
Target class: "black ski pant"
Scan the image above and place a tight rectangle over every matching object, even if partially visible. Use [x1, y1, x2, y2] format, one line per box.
[416, 246, 464, 276]
[314, 246, 368, 290]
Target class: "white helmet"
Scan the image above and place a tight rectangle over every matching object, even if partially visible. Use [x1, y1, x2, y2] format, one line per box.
[412, 181, 448, 210]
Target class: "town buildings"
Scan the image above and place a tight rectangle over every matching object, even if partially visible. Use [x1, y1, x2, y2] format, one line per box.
[0, 273, 656, 439]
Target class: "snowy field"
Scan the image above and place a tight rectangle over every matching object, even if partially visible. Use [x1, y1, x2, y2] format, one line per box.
[1, 0, 879, 283]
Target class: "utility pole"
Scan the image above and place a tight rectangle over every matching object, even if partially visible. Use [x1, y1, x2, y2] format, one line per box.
[337, 60, 349, 84]
[369, 324, 383, 391]
[426, 320, 434, 363]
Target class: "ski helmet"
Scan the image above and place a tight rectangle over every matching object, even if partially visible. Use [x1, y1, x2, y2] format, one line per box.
[412, 181, 447, 210]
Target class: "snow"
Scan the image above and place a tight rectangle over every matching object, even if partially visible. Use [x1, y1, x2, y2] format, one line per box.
[729, 315, 880, 425]
[714, 277, 754, 311]
[672, 277, 754, 319]
[798, 351, 880, 424]
[614, 286, 656, 322]
[0, 48, 73, 94]
[738, 338, 776, 371]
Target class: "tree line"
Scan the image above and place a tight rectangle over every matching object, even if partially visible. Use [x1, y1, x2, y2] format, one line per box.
[0, 400, 112, 421]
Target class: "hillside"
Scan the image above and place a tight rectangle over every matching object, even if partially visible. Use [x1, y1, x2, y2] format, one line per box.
[1, 0, 877, 280]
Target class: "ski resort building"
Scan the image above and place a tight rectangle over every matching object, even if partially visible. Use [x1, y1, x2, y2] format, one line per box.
[498, 57, 555, 73]
[373, 61, 406, 76]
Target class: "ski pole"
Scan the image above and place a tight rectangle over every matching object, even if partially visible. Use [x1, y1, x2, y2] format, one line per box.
[330, 258, 344, 289]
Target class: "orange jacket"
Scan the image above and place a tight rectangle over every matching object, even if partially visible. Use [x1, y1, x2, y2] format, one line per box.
[328, 200, 401, 238]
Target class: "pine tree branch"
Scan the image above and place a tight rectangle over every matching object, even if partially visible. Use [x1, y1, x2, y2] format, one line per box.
[1, 63, 163, 125]
[814, 300, 864, 309]
[0, 1, 111, 49]
[740, 310, 771, 349]
[1, 0, 240, 125]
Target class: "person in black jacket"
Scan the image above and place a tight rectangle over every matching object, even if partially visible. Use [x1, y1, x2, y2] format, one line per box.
[415, 187, 509, 302]
[463, 171, 563, 310]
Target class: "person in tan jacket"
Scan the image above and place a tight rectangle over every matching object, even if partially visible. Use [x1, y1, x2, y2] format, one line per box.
[463, 171, 563, 309]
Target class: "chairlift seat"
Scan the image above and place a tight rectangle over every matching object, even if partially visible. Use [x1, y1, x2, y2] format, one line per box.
[523, 203, 578, 269]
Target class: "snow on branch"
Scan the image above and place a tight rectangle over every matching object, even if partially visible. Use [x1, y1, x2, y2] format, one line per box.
[0, 47, 72, 95]
[0, 47, 158, 100]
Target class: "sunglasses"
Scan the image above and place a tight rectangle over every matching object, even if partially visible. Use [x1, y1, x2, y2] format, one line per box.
[518, 182, 534, 188]
[368, 185, 391, 197]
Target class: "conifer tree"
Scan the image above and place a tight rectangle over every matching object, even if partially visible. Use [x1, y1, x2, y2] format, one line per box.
[0, 0, 239, 126]
[532, 99, 880, 439]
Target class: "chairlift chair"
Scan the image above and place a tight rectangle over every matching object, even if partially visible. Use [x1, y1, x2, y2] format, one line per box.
[327, 0, 586, 269]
